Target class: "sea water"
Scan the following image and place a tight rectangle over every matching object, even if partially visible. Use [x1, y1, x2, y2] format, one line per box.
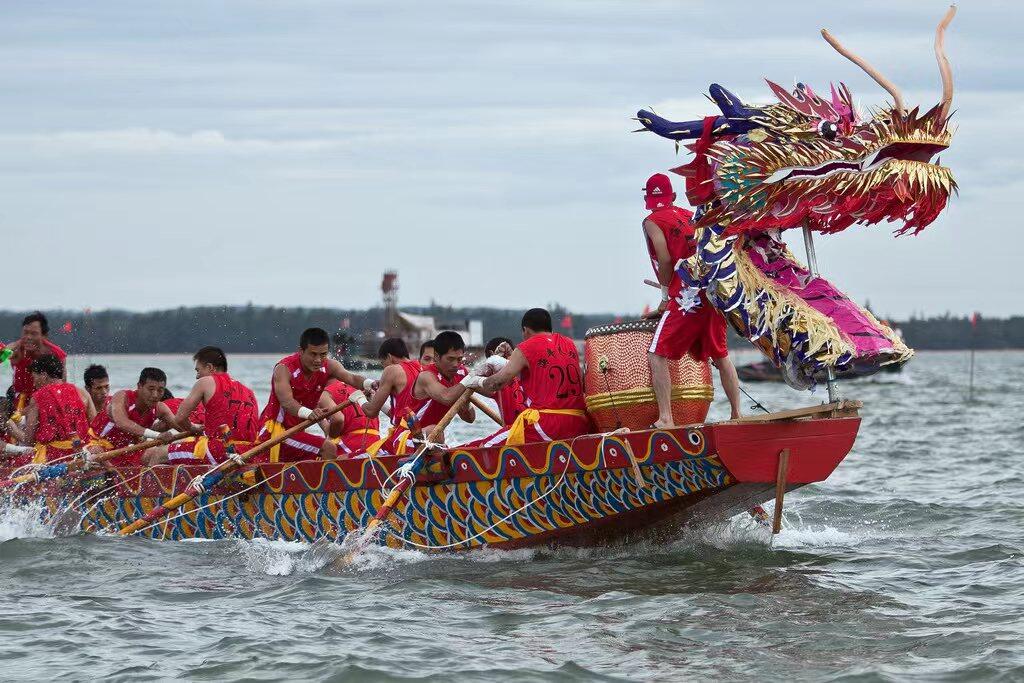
[0, 350, 1021, 680]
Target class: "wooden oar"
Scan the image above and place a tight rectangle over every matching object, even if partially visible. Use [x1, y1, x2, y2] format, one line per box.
[469, 395, 503, 427]
[117, 400, 354, 537]
[344, 388, 475, 559]
[0, 431, 194, 489]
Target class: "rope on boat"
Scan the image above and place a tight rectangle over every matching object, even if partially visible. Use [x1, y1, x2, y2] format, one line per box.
[376, 429, 635, 551]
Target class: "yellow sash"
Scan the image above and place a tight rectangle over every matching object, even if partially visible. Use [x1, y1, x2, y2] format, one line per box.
[33, 439, 76, 464]
[506, 408, 587, 446]
[262, 419, 286, 463]
[364, 426, 412, 457]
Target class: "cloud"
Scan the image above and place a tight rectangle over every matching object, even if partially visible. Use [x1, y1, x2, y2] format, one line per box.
[0, 128, 344, 154]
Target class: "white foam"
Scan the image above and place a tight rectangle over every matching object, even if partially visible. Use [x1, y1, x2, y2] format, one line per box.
[0, 500, 55, 542]
[237, 538, 341, 576]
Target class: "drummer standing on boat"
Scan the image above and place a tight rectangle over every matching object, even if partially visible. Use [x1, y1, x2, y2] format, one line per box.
[641, 173, 742, 423]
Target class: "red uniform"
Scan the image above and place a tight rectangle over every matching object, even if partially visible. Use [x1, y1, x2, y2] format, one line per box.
[466, 333, 592, 448]
[255, 354, 331, 463]
[380, 362, 467, 455]
[495, 378, 526, 425]
[168, 373, 259, 465]
[324, 381, 380, 456]
[162, 397, 206, 427]
[645, 205, 728, 361]
[91, 390, 160, 466]
[10, 339, 66, 414]
[29, 381, 89, 464]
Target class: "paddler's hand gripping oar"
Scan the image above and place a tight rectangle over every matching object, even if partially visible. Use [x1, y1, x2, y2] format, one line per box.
[116, 397, 359, 537]
[346, 388, 475, 557]
[0, 431, 194, 489]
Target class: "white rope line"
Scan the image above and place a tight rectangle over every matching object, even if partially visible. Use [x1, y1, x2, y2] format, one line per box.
[374, 429, 629, 551]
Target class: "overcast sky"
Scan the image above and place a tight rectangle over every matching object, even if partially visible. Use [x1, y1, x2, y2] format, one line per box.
[0, 1, 1014, 318]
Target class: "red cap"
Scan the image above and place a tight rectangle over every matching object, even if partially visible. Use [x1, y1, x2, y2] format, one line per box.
[644, 173, 676, 210]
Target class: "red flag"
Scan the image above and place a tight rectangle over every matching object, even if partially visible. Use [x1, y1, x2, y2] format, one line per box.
[62, 321, 73, 334]
[560, 314, 573, 330]
[970, 312, 979, 328]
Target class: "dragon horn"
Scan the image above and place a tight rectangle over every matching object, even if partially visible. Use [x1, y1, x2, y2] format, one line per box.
[820, 27, 904, 117]
[935, 5, 957, 120]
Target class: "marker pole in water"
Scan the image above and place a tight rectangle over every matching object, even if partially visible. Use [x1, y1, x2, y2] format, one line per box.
[802, 220, 840, 403]
[968, 312, 978, 402]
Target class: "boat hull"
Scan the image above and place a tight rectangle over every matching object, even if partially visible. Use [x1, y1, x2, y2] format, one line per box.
[4, 413, 861, 550]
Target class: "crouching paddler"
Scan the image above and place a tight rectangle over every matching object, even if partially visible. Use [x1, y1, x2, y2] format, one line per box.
[2, 355, 95, 467]
[318, 380, 380, 458]
[144, 346, 259, 466]
[254, 328, 373, 463]
[461, 308, 592, 447]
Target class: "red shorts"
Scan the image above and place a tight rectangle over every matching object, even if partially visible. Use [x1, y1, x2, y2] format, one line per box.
[649, 296, 728, 361]
[253, 430, 325, 464]
[168, 437, 255, 466]
[336, 430, 381, 457]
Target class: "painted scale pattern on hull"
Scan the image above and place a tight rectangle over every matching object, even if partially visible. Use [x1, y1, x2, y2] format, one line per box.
[60, 448, 730, 549]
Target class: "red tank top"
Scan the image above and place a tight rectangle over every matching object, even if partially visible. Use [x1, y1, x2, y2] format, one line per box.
[33, 381, 89, 444]
[93, 389, 158, 447]
[162, 397, 207, 426]
[644, 205, 696, 296]
[411, 363, 468, 428]
[325, 380, 379, 437]
[204, 373, 259, 441]
[496, 378, 526, 425]
[389, 359, 425, 425]
[12, 340, 67, 400]
[518, 333, 586, 412]
[258, 353, 330, 429]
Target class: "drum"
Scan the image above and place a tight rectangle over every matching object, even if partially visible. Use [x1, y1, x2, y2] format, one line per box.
[583, 319, 713, 431]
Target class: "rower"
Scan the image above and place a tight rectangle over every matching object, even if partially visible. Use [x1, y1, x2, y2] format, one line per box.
[641, 173, 742, 424]
[90, 367, 176, 467]
[83, 364, 111, 415]
[463, 308, 592, 447]
[407, 330, 475, 438]
[7, 355, 95, 466]
[6, 311, 67, 419]
[161, 388, 206, 429]
[360, 337, 425, 455]
[483, 336, 525, 426]
[147, 346, 259, 466]
[255, 328, 372, 463]
[418, 340, 437, 368]
[318, 380, 381, 458]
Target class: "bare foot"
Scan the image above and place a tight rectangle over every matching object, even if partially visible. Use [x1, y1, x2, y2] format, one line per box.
[652, 419, 675, 430]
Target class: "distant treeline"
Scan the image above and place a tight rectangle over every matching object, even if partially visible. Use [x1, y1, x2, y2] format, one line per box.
[0, 306, 1019, 353]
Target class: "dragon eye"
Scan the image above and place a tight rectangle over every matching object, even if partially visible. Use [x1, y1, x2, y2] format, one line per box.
[817, 120, 839, 141]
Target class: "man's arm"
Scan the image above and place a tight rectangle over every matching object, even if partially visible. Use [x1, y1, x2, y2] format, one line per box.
[481, 349, 528, 394]
[361, 365, 401, 419]
[416, 371, 467, 406]
[77, 386, 97, 422]
[109, 390, 153, 438]
[643, 219, 674, 316]
[20, 399, 38, 445]
[327, 359, 370, 392]
[169, 378, 211, 433]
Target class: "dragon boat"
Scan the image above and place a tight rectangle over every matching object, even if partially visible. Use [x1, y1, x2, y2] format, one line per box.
[0, 8, 956, 549]
[0, 401, 861, 547]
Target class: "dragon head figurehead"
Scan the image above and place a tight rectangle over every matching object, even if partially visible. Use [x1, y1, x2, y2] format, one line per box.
[636, 6, 957, 237]
[632, 7, 957, 388]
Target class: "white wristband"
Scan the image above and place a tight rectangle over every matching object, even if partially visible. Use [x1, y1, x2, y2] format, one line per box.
[143, 428, 161, 440]
[3, 443, 34, 455]
[348, 390, 368, 407]
[297, 407, 314, 420]
[362, 378, 375, 392]
[660, 285, 670, 302]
